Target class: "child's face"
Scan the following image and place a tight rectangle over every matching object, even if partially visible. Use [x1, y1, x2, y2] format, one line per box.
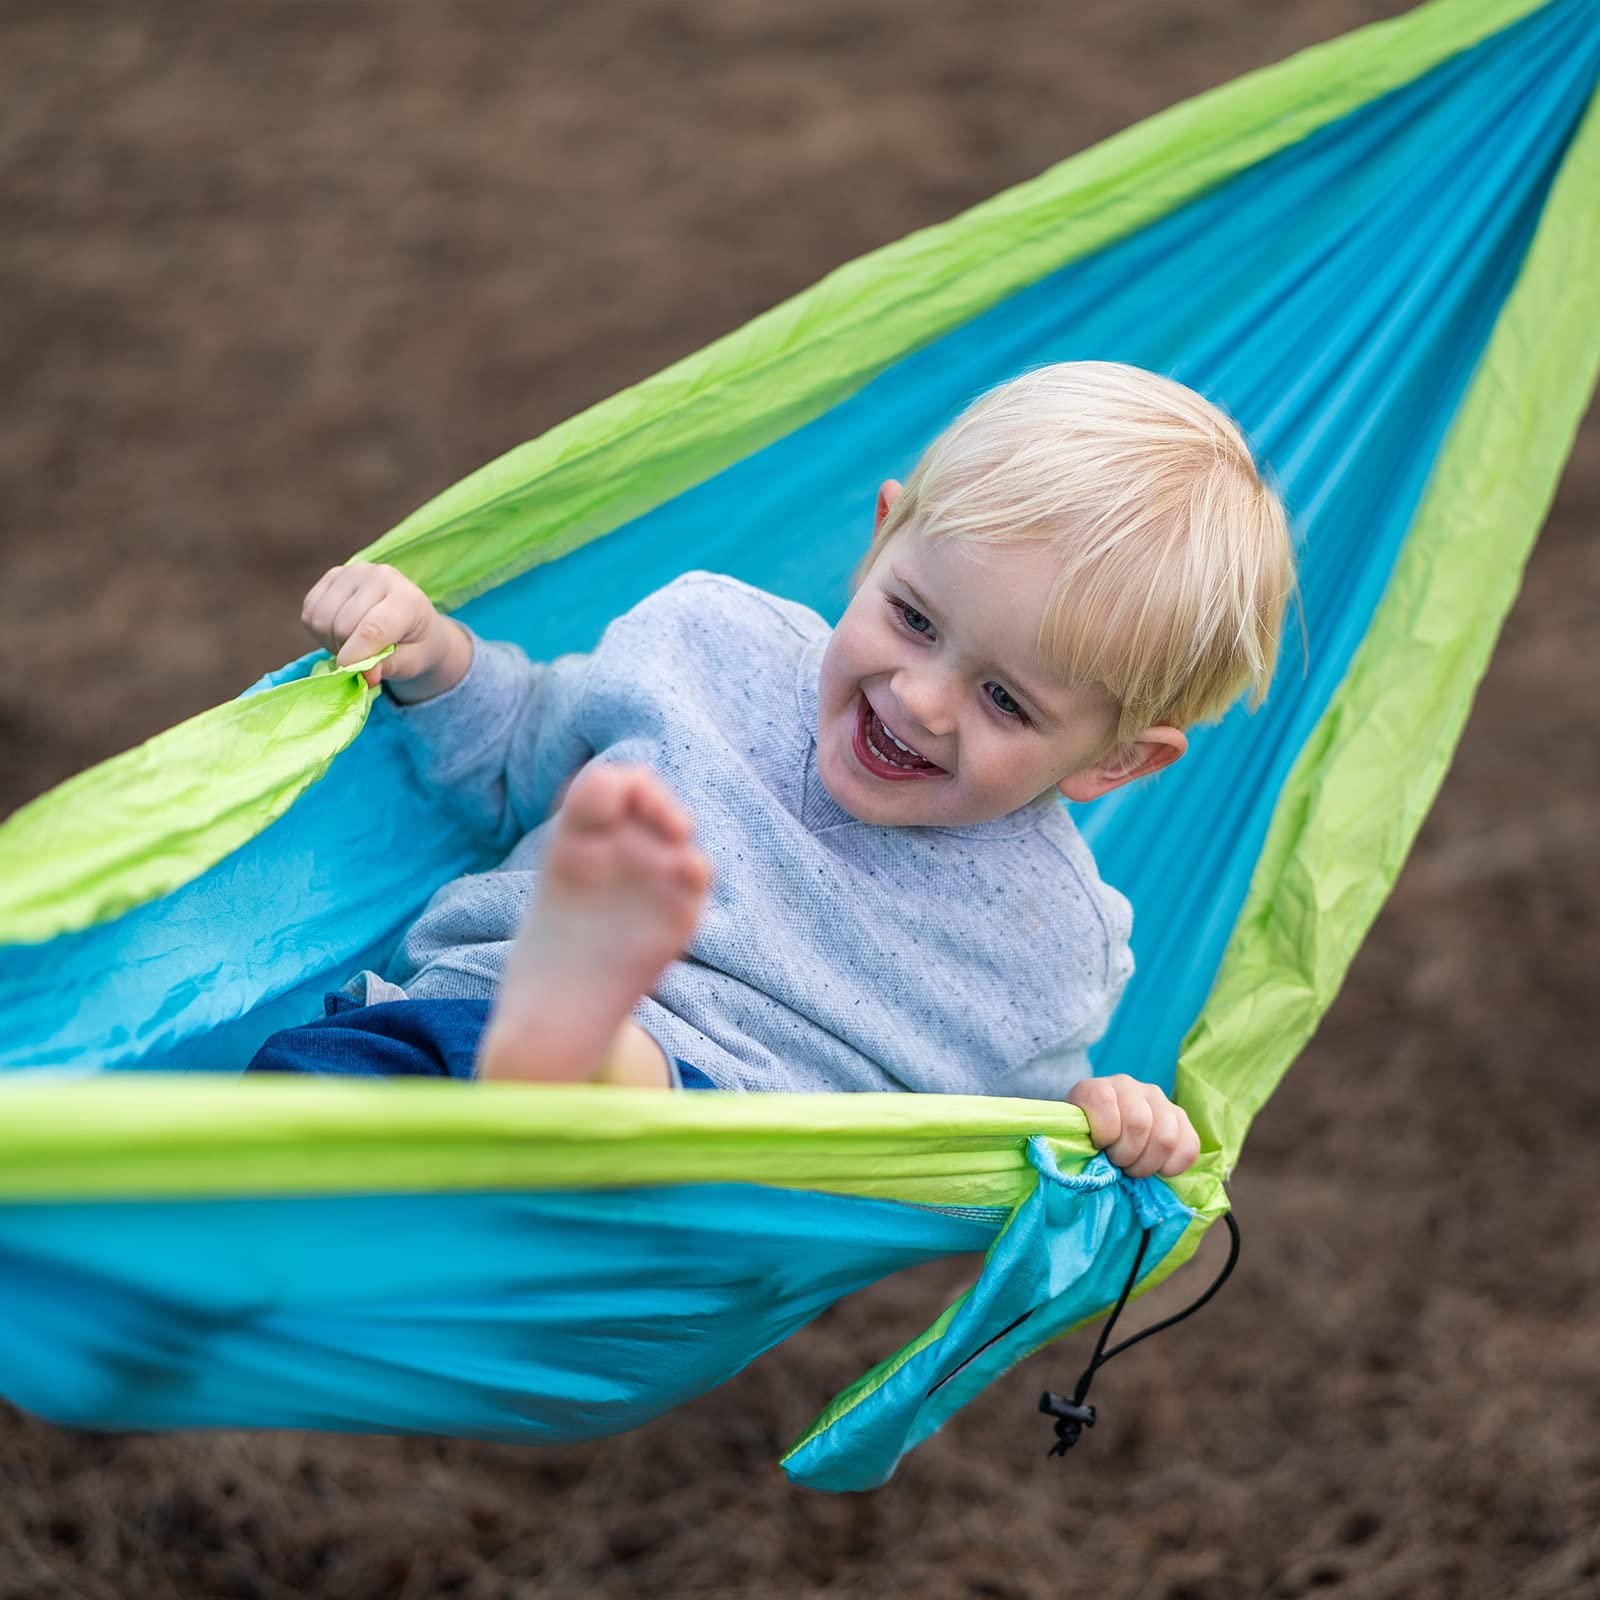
[816, 514, 1137, 828]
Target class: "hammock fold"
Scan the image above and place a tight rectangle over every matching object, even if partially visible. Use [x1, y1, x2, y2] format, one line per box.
[2, 0, 1597, 1491]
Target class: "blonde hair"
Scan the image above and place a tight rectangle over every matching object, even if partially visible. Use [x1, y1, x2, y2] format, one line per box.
[864, 362, 1296, 748]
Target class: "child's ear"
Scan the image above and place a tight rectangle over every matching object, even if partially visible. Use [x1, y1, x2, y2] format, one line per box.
[1057, 726, 1187, 804]
[874, 479, 903, 533]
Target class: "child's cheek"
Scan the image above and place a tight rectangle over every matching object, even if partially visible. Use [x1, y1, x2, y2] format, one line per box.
[968, 740, 1049, 810]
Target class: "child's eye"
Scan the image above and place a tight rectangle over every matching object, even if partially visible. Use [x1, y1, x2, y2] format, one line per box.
[895, 601, 934, 636]
[987, 683, 1025, 719]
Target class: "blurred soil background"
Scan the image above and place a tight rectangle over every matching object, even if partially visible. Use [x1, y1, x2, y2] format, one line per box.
[2, 1, 1597, 1596]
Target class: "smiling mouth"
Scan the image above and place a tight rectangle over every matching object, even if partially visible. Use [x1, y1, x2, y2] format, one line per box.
[852, 695, 946, 781]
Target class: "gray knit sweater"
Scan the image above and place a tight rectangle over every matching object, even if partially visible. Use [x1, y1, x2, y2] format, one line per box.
[356, 573, 1133, 1097]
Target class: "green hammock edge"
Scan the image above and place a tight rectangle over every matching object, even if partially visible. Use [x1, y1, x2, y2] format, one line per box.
[0, 0, 1550, 949]
[0, 1075, 1228, 1220]
[1176, 77, 1600, 1173]
[0, 651, 390, 948]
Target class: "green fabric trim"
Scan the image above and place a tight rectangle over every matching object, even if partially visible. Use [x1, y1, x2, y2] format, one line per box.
[0, 0, 1547, 946]
[1175, 81, 1600, 1170]
[0, 1078, 1102, 1207]
[0, 652, 387, 947]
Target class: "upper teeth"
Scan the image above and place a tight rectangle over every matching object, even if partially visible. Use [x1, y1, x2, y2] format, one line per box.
[870, 712, 925, 762]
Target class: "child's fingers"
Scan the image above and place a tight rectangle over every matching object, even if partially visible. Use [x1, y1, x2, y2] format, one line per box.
[330, 579, 393, 654]
[304, 562, 406, 653]
[303, 566, 368, 650]
[1101, 1082, 1155, 1171]
[1065, 1077, 1124, 1154]
[1124, 1095, 1185, 1178]
[300, 566, 345, 624]
[1159, 1117, 1202, 1178]
[334, 594, 416, 670]
[1069, 1078, 1200, 1178]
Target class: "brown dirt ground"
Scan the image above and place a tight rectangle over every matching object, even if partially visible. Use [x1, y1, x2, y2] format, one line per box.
[2, 2, 1597, 1597]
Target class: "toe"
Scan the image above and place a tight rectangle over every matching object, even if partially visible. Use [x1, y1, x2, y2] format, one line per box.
[562, 763, 632, 832]
[673, 847, 713, 899]
[624, 769, 694, 844]
[614, 822, 677, 886]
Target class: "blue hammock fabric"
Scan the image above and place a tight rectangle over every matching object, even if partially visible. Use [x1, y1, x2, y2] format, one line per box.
[2, 0, 1598, 1493]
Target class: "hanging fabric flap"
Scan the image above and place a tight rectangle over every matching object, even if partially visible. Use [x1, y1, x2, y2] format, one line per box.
[782, 1144, 1198, 1491]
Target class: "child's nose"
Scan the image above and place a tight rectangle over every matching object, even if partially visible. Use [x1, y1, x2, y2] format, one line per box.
[891, 667, 956, 740]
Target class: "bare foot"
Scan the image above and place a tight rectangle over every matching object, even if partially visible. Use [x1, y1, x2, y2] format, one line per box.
[477, 764, 710, 1083]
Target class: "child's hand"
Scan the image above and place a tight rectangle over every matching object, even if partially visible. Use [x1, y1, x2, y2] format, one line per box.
[1066, 1074, 1200, 1177]
[301, 562, 472, 701]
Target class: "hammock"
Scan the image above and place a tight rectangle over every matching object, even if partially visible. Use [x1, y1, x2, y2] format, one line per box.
[2, 0, 1597, 1494]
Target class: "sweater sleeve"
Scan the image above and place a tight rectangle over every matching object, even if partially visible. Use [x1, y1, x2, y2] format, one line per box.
[1005, 874, 1135, 1100]
[381, 629, 594, 852]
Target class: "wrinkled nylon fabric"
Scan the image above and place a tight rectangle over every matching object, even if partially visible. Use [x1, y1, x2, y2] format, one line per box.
[0, 0, 1572, 954]
[0, 1139, 1189, 1492]
[3, 0, 1594, 1100]
[0, 1185, 999, 1442]
[0, 0, 1597, 1492]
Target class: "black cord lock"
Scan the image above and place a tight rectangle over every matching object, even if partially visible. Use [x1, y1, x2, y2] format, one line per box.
[1039, 1210, 1241, 1461]
[1038, 1392, 1097, 1455]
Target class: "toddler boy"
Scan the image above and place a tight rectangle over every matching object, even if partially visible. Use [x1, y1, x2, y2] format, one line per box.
[251, 363, 1294, 1180]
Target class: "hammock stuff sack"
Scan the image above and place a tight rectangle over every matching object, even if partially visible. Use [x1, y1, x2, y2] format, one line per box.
[2, 0, 1598, 1494]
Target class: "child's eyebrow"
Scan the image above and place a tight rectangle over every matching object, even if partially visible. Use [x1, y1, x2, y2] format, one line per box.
[888, 567, 1060, 726]
[889, 569, 937, 618]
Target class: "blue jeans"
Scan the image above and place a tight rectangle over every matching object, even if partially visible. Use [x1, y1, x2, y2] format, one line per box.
[246, 992, 716, 1087]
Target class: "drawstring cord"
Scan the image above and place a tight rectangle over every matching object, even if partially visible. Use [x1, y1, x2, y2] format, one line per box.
[1040, 1210, 1241, 1456]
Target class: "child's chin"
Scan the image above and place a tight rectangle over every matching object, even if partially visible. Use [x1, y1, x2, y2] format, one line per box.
[819, 750, 951, 826]
[839, 790, 926, 825]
